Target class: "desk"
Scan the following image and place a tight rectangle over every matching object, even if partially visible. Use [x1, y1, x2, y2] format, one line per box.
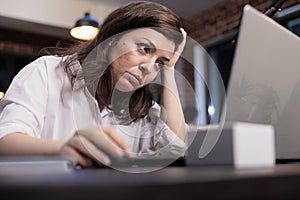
[1, 164, 300, 199]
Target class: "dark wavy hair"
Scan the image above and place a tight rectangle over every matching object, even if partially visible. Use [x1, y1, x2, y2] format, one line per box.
[48, 1, 183, 122]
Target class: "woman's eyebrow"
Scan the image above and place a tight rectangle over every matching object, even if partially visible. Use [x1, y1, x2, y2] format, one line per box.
[141, 37, 156, 48]
[160, 57, 170, 63]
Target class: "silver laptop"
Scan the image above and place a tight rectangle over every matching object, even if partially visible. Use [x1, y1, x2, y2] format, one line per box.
[225, 5, 300, 160]
[0, 156, 75, 173]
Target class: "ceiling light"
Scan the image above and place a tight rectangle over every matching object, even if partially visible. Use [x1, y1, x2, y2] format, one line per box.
[0, 92, 4, 99]
[70, 9, 99, 40]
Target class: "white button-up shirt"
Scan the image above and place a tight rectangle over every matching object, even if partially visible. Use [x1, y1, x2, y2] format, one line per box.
[0, 56, 185, 156]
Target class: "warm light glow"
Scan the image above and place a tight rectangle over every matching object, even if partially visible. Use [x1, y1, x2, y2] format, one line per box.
[70, 25, 99, 40]
[208, 104, 215, 116]
[0, 92, 4, 99]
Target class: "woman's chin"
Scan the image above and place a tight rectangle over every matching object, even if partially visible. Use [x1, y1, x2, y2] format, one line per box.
[114, 79, 142, 92]
[115, 82, 136, 92]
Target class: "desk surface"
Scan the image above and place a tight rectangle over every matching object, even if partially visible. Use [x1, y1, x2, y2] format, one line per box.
[1, 164, 300, 199]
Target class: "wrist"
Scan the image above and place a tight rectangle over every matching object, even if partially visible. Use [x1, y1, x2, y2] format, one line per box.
[161, 67, 175, 76]
[48, 139, 65, 155]
[161, 68, 175, 83]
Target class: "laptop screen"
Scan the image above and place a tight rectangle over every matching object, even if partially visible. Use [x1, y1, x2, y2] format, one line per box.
[225, 5, 300, 159]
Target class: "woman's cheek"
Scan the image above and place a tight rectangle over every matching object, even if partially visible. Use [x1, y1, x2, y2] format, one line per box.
[145, 72, 159, 85]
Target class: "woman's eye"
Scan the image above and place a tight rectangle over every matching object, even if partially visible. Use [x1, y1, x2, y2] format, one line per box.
[156, 62, 165, 70]
[138, 43, 152, 54]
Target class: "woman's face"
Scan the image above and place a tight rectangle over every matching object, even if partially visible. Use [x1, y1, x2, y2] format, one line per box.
[109, 28, 175, 92]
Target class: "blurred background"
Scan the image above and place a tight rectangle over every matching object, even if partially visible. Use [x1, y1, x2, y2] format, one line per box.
[0, 0, 299, 124]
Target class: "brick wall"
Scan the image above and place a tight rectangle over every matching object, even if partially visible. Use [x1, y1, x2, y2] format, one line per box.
[184, 0, 299, 43]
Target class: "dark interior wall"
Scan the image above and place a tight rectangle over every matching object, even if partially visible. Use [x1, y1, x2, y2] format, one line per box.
[0, 16, 72, 92]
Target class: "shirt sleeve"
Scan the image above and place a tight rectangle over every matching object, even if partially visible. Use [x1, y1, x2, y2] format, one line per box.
[148, 103, 187, 157]
[0, 57, 49, 139]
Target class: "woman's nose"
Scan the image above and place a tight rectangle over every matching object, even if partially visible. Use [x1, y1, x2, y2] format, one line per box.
[138, 57, 159, 75]
[138, 63, 152, 76]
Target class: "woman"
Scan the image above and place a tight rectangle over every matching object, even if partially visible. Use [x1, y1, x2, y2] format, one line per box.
[0, 1, 187, 168]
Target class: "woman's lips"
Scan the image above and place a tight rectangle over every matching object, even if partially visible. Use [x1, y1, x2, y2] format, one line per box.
[128, 72, 142, 86]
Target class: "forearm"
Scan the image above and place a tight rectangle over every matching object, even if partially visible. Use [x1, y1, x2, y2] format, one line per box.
[160, 68, 186, 141]
[0, 132, 64, 156]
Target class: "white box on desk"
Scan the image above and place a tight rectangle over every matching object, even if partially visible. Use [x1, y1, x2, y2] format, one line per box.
[185, 122, 275, 168]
